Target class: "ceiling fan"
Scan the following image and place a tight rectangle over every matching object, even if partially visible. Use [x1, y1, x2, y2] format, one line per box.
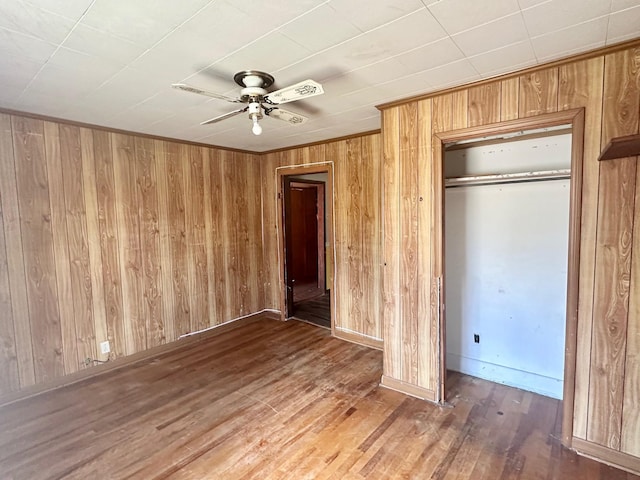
[172, 70, 324, 136]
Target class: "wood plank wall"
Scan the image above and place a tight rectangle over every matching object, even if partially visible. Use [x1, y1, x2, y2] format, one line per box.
[260, 135, 383, 342]
[379, 44, 640, 462]
[0, 113, 263, 395]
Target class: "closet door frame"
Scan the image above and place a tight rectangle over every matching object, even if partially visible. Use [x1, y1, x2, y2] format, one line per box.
[432, 108, 585, 447]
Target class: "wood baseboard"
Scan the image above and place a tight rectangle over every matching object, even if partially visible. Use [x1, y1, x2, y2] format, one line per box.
[380, 375, 437, 402]
[0, 311, 272, 407]
[333, 329, 383, 350]
[572, 438, 640, 476]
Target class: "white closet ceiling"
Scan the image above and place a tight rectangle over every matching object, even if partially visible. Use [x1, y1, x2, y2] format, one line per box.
[1, 0, 638, 152]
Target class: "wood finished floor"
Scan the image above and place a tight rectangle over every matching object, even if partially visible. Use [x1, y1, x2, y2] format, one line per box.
[0, 318, 636, 480]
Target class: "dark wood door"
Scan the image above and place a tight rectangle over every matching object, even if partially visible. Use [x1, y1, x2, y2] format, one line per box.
[290, 187, 319, 283]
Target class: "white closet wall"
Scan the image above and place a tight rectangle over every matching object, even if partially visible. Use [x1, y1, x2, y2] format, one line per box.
[444, 133, 571, 399]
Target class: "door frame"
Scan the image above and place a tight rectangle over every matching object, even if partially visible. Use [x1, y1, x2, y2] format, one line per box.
[433, 109, 585, 447]
[276, 163, 334, 333]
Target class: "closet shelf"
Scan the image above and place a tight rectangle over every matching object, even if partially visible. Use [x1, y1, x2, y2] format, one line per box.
[445, 169, 571, 187]
[598, 134, 640, 161]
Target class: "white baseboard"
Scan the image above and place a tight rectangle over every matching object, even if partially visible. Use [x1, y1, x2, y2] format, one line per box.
[447, 353, 563, 399]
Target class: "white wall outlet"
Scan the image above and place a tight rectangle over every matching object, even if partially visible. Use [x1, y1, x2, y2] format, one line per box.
[100, 341, 111, 355]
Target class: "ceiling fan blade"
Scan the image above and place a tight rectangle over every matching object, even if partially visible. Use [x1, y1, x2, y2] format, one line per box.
[264, 107, 308, 125]
[263, 79, 324, 105]
[200, 107, 248, 125]
[172, 83, 242, 103]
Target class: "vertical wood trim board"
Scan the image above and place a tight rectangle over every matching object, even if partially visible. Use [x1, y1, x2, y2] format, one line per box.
[0, 113, 264, 395]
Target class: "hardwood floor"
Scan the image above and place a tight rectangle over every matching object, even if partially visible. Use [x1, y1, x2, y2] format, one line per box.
[293, 293, 331, 328]
[0, 318, 636, 479]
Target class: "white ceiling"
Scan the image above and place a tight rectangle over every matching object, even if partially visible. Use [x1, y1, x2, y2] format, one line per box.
[1, 0, 639, 152]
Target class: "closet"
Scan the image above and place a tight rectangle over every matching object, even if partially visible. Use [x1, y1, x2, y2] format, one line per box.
[444, 129, 572, 399]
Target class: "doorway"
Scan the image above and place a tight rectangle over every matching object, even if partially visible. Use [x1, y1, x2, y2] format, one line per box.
[433, 109, 585, 446]
[444, 129, 571, 400]
[278, 165, 334, 330]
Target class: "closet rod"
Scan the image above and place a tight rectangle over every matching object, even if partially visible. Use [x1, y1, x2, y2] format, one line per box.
[445, 169, 570, 188]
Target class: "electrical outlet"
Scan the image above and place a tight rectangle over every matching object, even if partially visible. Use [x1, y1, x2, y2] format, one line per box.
[100, 341, 111, 355]
[473, 334, 480, 344]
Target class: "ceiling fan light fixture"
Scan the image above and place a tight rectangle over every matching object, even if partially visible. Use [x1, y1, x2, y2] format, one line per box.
[248, 101, 263, 135]
[251, 115, 262, 135]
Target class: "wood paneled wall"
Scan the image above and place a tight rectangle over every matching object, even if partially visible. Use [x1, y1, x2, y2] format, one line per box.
[379, 43, 640, 466]
[0, 113, 263, 395]
[260, 135, 383, 342]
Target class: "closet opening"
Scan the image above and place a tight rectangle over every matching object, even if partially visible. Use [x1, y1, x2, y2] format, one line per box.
[433, 109, 585, 446]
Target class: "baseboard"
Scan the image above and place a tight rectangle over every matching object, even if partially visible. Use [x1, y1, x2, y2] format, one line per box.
[572, 438, 640, 476]
[334, 328, 383, 350]
[380, 375, 437, 402]
[0, 311, 272, 407]
[447, 352, 563, 399]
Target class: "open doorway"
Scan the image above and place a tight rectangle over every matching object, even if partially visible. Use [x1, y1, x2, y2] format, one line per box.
[278, 165, 334, 330]
[444, 128, 571, 400]
[433, 109, 585, 446]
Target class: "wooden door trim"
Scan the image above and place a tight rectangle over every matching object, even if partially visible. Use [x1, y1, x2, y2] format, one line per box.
[276, 163, 334, 335]
[433, 108, 585, 448]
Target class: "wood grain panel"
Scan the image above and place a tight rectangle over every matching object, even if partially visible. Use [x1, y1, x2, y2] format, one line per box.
[558, 57, 605, 439]
[208, 148, 228, 324]
[93, 130, 125, 358]
[221, 151, 238, 321]
[328, 140, 347, 330]
[620, 47, 640, 457]
[468, 83, 501, 127]
[623, 154, 640, 456]
[43, 121, 77, 374]
[60, 124, 96, 366]
[417, 98, 434, 391]
[587, 47, 640, 450]
[246, 155, 263, 313]
[112, 133, 145, 354]
[135, 137, 165, 347]
[80, 128, 108, 361]
[0, 157, 19, 393]
[154, 141, 176, 342]
[518, 68, 559, 117]
[347, 137, 363, 335]
[382, 107, 401, 378]
[500, 77, 519, 121]
[451, 90, 468, 130]
[232, 151, 250, 318]
[361, 135, 381, 338]
[0, 114, 34, 388]
[184, 146, 209, 331]
[399, 103, 418, 384]
[12, 116, 64, 382]
[166, 142, 190, 337]
[201, 148, 219, 326]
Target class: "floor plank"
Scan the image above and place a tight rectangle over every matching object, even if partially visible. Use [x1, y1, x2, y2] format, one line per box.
[0, 318, 636, 479]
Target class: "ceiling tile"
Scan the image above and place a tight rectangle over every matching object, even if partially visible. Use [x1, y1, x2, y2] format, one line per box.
[395, 37, 465, 74]
[223, 0, 327, 34]
[212, 31, 312, 76]
[0, 27, 57, 63]
[517, 0, 551, 8]
[468, 41, 536, 77]
[0, 54, 43, 90]
[607, 5, 640, 44]
[522, 0, 611, 37]
[427, 0, 520, 35]
[328, 0, 426, 32]
[62, 24, 147, 66]
[531, 16, 608, 61]
[421, 59, 481, 90]
[279, 4, 363, 52]
[0, 2, 75, 44]
[23, 0, 95, 22]
[611, 0, 640, 11]
[80, 0, 213, 48]
[452, 12, 529, 57]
